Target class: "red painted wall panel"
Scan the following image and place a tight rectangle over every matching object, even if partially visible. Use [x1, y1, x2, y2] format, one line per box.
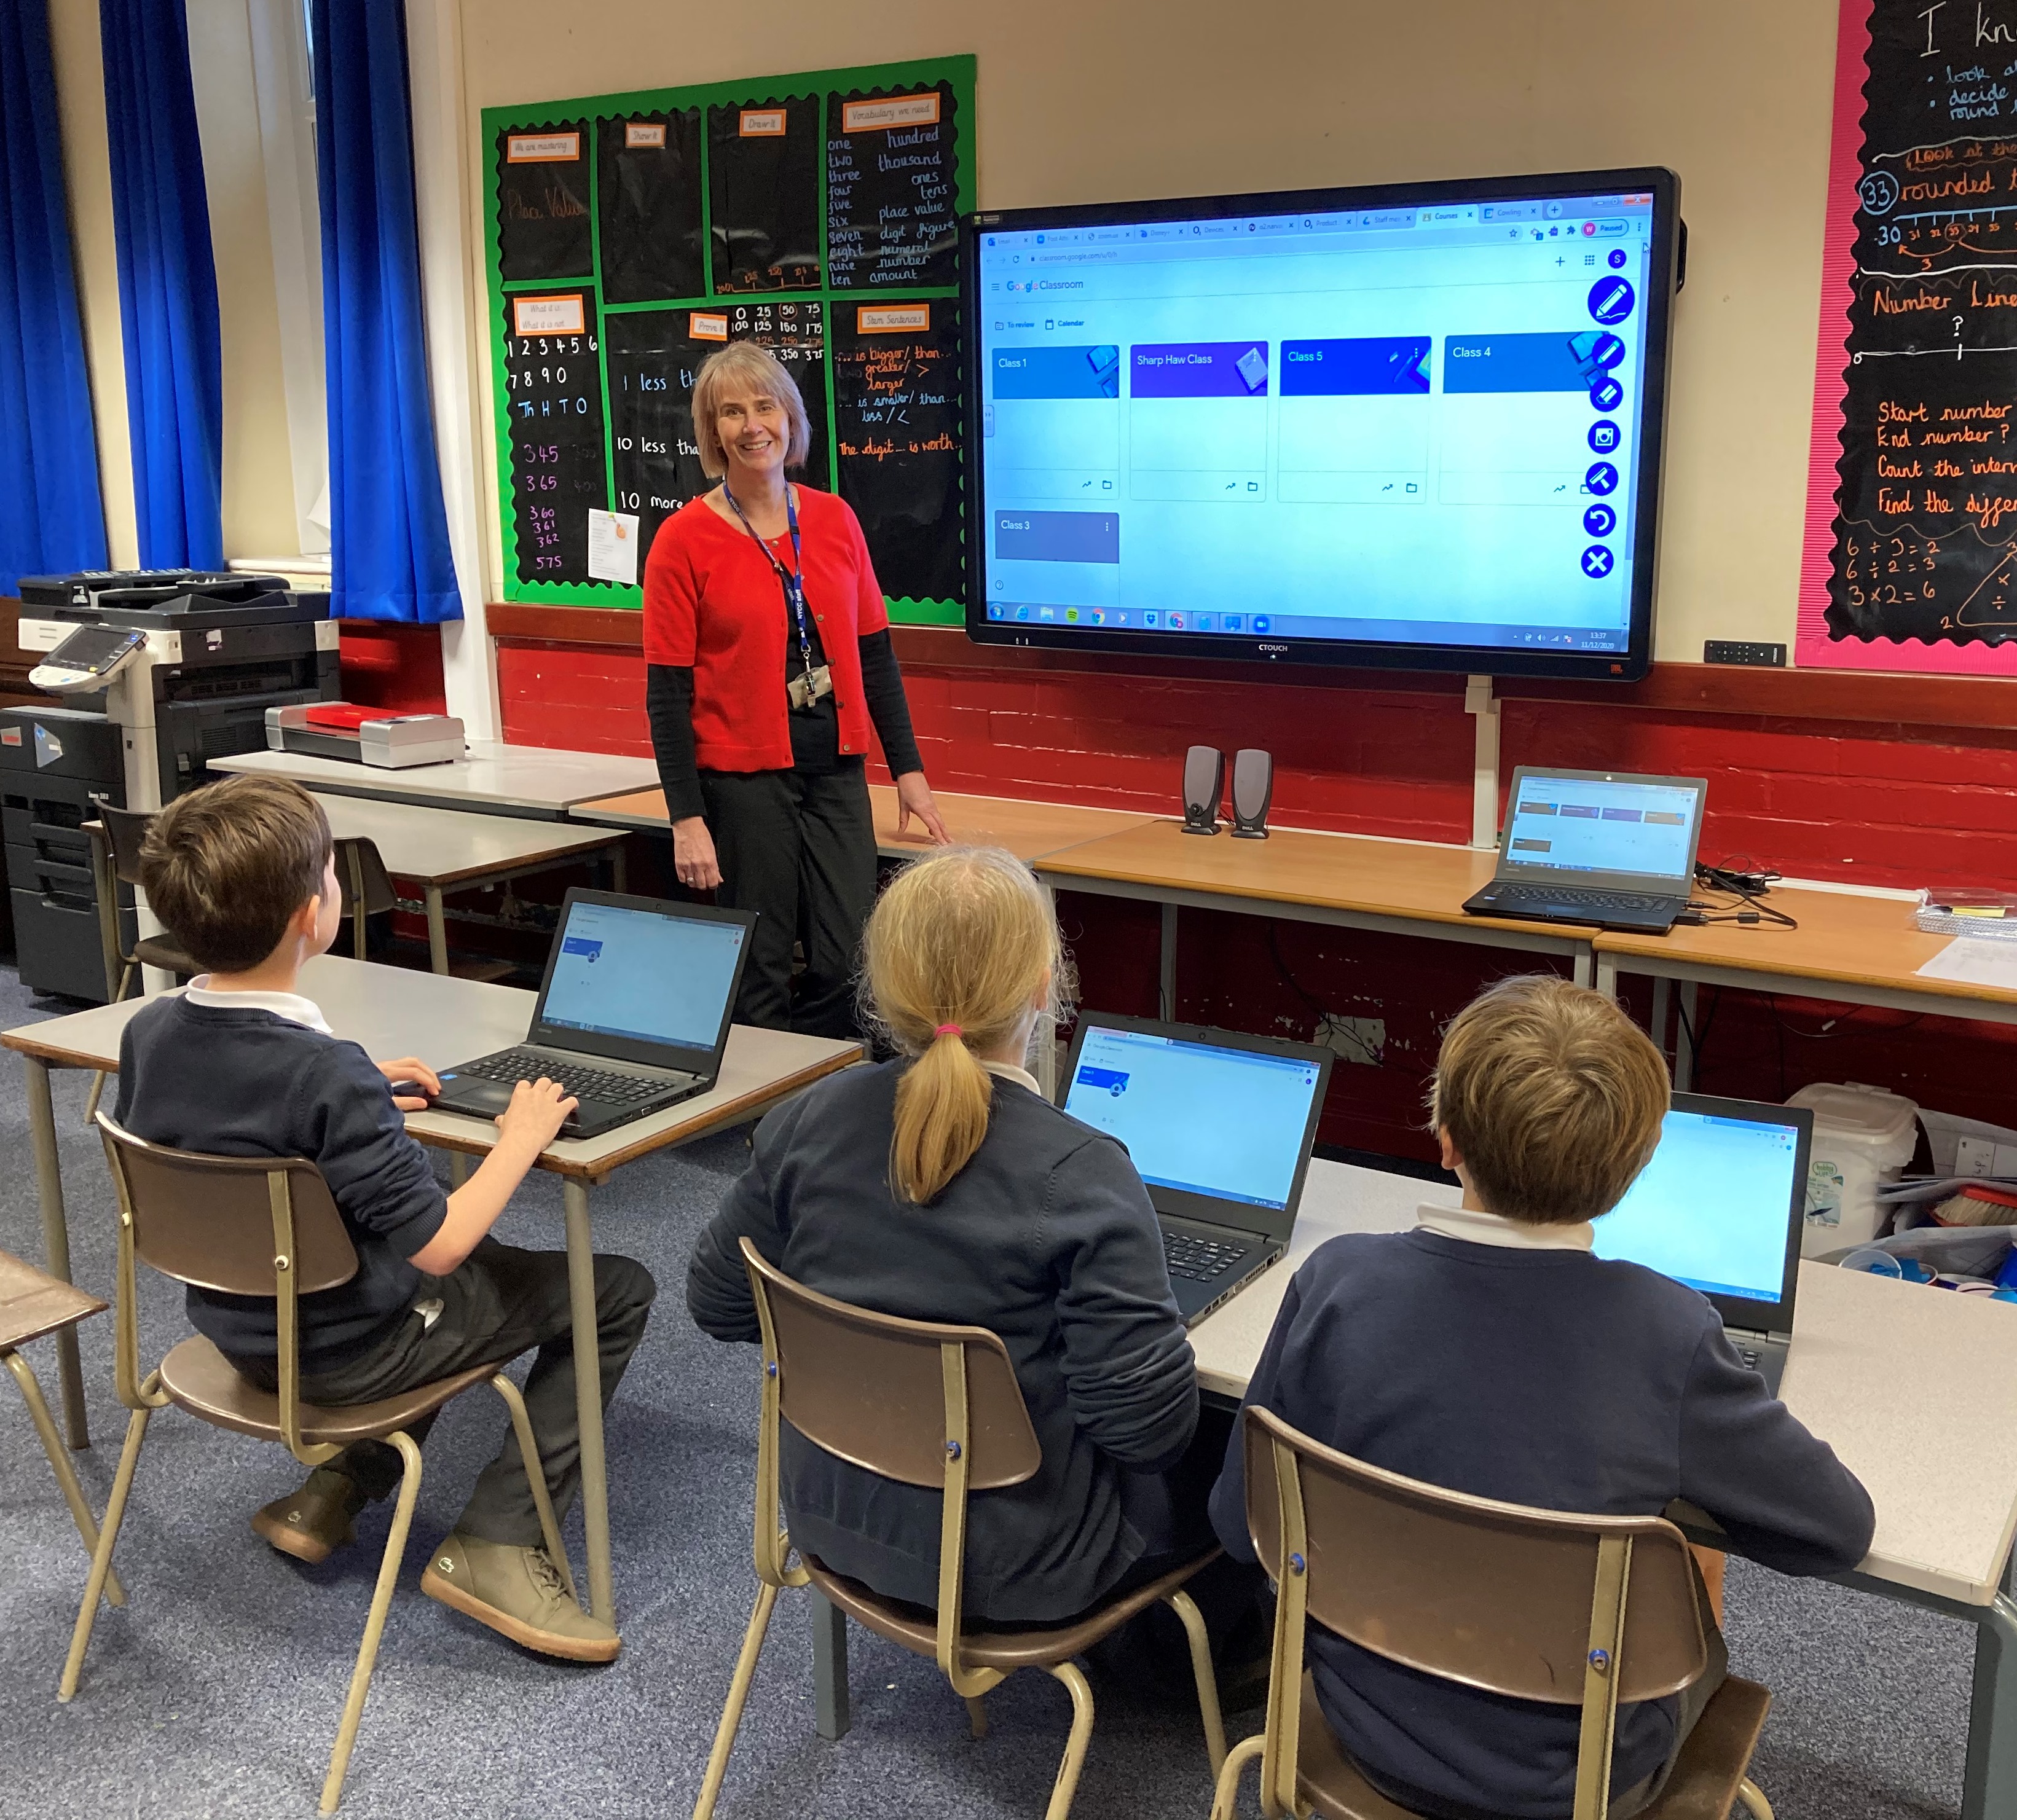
[492, 637, 2017, 1162]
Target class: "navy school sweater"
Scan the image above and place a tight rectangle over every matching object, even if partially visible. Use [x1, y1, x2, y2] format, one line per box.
[1208, 1228, 1876, 1820]
[113, 995, 448, 1368]
[687, 1057, 1199, 1622]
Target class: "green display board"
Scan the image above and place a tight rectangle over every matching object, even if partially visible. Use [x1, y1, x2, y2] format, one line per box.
[482, 55, 975, 624]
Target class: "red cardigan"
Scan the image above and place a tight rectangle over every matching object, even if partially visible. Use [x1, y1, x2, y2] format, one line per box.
[642, 488, 889, 772]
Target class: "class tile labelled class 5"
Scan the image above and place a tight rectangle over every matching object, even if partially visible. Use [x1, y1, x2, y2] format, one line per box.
[1316, 1016, 1385, 1067]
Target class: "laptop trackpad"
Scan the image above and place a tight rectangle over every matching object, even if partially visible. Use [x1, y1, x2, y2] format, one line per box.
[439, 1075, 513, 1115]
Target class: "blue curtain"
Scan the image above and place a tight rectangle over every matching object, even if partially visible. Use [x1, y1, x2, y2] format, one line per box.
[310, 0, 460, 622]
[100, 0, 223, 570]
[0, 0, 108, 594]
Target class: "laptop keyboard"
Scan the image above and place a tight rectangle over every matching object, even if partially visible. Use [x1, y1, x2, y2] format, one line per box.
[454, 1049, 675, 1105]
[1493, 885, 1669, 911]
[1165, 1231, 1253, 1283]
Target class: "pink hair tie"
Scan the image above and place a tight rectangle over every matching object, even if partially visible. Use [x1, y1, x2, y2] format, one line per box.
[934, 1023, 964, 1040]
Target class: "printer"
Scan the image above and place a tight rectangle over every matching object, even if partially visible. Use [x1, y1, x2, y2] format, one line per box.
[2, 570, 340, 1000]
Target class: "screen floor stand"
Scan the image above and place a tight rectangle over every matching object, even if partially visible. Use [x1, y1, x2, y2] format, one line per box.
[1466, 675, 1500, 852]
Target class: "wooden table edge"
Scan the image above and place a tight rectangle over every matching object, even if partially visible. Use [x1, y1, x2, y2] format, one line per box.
[407, 1043, 864, 1180]
[419, 831, 628, 887]
[2, 1029, 118, 1070]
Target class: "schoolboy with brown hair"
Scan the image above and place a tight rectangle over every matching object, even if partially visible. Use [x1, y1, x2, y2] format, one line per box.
[1210, 974, 1874, 1820]
[115, 774, 655, 1662]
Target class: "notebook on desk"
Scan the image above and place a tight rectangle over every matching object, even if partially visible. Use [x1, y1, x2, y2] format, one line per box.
[1060, 1014, 1333, 1324]
[1595, 1092, 1814, 1395]
[1464, 767, 1707, 933]
[431, 890, 755, 1140]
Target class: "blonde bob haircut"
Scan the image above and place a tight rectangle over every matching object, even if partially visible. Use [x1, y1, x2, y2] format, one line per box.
[690, 342, 812, 478]
[1428, 973, 1669, 1226]
[861, 846, 1074, 1205]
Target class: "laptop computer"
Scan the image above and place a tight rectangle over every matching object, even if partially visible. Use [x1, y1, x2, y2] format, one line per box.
[1593, 1092, 1814, 1395]
[1463, 767, 1707, 933]
[1059, 1013, 1334, 1324]
[431, 889, 756, 1140]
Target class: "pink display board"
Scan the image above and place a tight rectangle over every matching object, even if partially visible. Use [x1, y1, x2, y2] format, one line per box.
[1799, 0, 2017, 674]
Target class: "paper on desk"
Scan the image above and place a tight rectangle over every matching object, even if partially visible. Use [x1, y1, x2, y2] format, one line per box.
[1916, 936, 2017, 991]
[586, 509, 640, 586]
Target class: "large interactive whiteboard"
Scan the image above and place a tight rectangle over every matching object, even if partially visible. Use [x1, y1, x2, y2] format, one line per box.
[482, 57, 975, 622]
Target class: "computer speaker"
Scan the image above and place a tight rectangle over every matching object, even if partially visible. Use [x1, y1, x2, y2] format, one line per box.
[1181, 745, 1224, 835]
[1230, 748, 1273, 839]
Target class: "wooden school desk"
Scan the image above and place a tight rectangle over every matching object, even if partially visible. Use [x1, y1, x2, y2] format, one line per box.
[1032, 818, 1600, 1013]
[1592, 885, 2017, 1089]
[3, 955, 858, 1627]
[208, 740, 658, 821]
[572, 781, 1161, 863]
[1180, 1160, 2017, 1820]
[312, 793, 629, 973]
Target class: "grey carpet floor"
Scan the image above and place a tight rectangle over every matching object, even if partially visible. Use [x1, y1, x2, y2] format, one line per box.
[0, 965, 1975, 1819]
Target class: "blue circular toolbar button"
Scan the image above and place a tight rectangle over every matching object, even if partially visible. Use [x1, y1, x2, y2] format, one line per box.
[1589, 332, 1626, 372]
[1584, 461, 1619, 496]
[1589, 375, 1624, 412]
[1608, 247, 1629, 269]
[1588, 277, 1635, 324]
[1583, 503, 1617, 536]
[1588, 419, 1621, 453]
[1581, 545, 1615, 579]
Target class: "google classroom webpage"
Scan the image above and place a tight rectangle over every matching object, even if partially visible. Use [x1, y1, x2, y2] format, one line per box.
[975, 192, 1653, 653]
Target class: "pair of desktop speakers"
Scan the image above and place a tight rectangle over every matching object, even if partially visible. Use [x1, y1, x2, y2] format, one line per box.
[1182, 745, 1273, 839]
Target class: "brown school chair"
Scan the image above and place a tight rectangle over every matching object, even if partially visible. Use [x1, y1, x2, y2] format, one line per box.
[1210, 1406, 1774, 1820]
[63, 1114, 576, 1814]
[334, 837, 398, 962]
[694, 1236, 1229, 1820]
[1, 1249, 125, 1606]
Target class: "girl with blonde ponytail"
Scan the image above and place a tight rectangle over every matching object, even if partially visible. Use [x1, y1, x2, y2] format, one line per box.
[690, 846, 1255, 1644]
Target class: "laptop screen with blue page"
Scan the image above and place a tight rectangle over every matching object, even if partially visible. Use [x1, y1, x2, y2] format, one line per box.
[1062, 1018, 1331, 1238]
[1593, 1093, 1811, 1332]
[1500, 768, 1705, 887]
[530, 894, 749, 1069]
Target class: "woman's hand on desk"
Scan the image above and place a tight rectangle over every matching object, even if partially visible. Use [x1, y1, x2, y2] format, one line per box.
[895, 772, 951, 845]
[672, 815, 723, 891]
[377, 1057, 441, 1112]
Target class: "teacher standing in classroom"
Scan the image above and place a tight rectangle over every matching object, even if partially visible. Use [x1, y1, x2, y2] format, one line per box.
[643, 342, 951, 1037]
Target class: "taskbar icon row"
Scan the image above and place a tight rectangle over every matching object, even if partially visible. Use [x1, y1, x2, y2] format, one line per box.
[986, 603, 1272, 634]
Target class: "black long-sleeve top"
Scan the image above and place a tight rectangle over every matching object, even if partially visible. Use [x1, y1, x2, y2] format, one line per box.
[688, 1058, 1200, 1623]
[647, 625, 922, 822]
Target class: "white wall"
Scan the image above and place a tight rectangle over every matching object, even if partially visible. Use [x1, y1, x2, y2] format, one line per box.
[450, 0, 1841, 664]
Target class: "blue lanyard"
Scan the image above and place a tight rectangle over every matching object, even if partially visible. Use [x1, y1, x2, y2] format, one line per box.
[721, 484, 815, 678]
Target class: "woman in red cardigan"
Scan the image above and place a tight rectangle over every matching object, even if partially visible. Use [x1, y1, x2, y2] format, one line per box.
[642, 342, 950, 1036]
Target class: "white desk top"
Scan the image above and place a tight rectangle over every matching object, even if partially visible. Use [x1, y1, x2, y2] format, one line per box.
[1193, 1159, 2017, 1608]
[209, 742, 658, 815]
[3, 955, 858, 1182]
[313, 792, 621, 887]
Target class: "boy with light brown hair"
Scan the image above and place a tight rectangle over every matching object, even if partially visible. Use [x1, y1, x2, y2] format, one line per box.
[114, 774, 655, 1662]
[1211, 974, 1873, 1820]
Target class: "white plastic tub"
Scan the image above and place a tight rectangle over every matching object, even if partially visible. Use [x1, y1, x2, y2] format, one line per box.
[1788, 1081, 1920, 1257]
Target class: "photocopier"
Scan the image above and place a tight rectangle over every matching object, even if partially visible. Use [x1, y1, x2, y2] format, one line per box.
[2, 570, 339, 1000]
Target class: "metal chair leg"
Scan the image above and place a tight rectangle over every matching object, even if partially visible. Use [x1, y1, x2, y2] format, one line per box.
[1165, 1587, 1228, 1777]
[693, 1580, 782, 1820]
[1738, 1778, 1774, 1820]
[320, 1431, 423, 1814]
[58, 1402, 154, 1700]
[1042, 1659, 1097, 1820]
[3, 1350, 124, 1606]
[965, 1693, 989, 1739]
[489, 1373, 577, 1604]
[1210, 1733, 1266, 1820]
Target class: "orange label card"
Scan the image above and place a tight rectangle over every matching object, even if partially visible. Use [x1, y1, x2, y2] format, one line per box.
[691, 312, 729, 341]
[739, 109, 786, 136]
[624, 122, 666, 149]
[506, 132, 580, 163]
[857, 304, 930, 333]
[513, 294, 586, 336]
[841, 93, 941, 132]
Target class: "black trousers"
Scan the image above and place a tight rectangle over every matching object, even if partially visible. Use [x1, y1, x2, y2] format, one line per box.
[239, 1239, 656, 1548]
[699, 762, 877, 1038]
